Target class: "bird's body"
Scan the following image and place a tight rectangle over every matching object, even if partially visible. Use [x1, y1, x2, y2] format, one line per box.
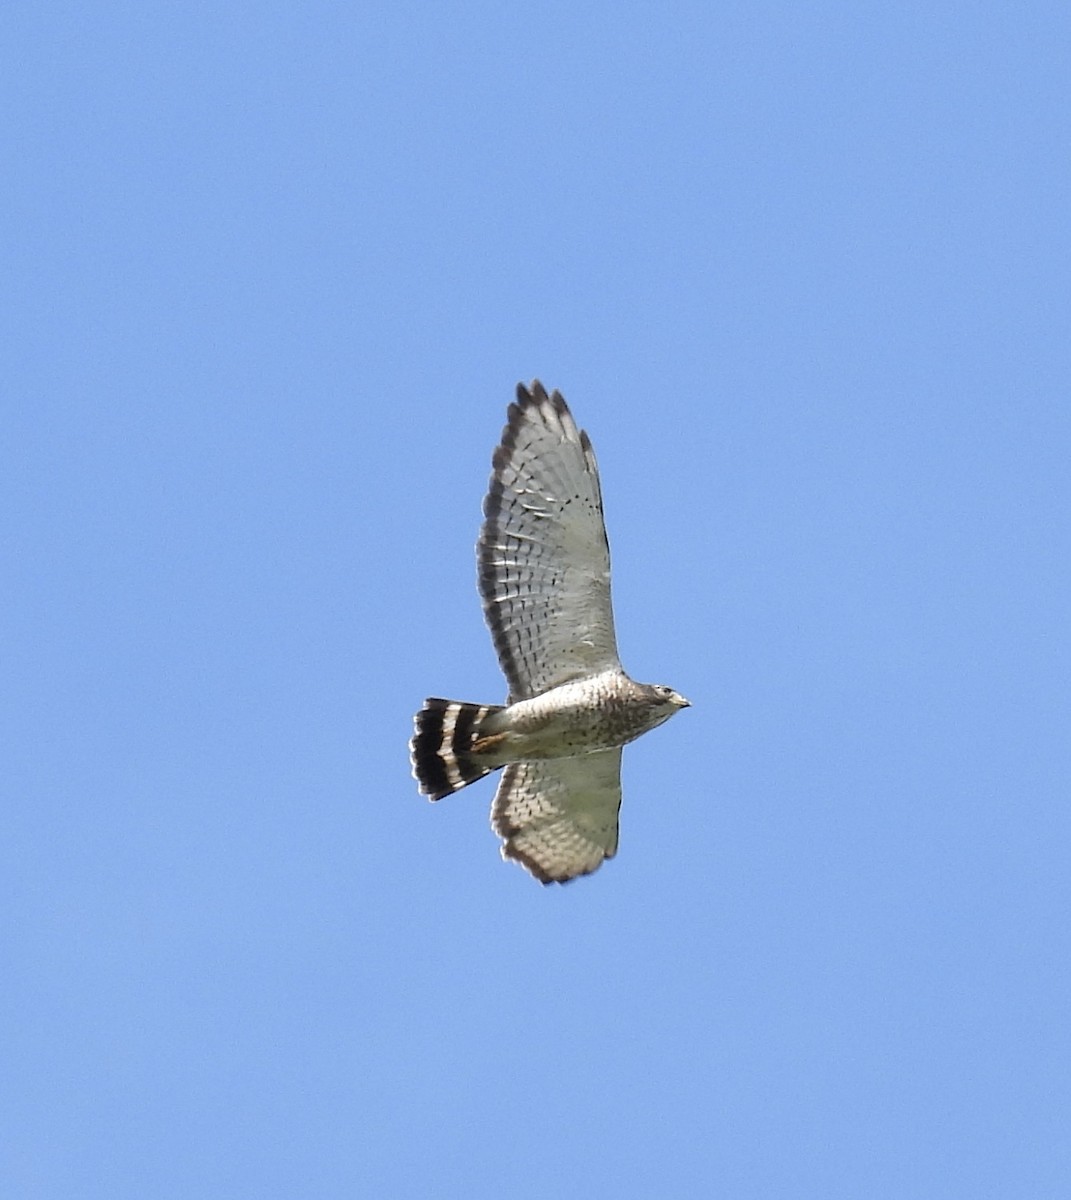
[477, 670, 680, 761]
[410, 382, 688, 883]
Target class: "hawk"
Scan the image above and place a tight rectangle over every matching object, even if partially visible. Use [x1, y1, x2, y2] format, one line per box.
[410, 382, 689, 884]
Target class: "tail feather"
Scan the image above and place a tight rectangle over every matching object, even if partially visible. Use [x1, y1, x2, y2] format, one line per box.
[410, 698, 505, 800]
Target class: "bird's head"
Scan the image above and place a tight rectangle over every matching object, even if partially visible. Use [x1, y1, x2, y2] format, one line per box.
[646, 684, 691, 715]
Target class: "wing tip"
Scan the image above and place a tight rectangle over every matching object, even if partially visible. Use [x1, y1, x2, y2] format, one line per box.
[499, 839, 611, 885]
[516, 379, 548, 406]
[501, 840, 600, 885]
[514, 380, 574, 429]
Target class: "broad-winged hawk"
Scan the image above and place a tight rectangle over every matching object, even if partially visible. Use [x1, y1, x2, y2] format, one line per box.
[410, 382, 689, 883]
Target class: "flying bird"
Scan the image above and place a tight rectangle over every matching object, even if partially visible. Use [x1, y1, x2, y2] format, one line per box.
[410, 382, 689, 883]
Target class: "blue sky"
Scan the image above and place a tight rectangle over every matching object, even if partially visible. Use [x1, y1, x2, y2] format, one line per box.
[4, 3, 1070, 1196]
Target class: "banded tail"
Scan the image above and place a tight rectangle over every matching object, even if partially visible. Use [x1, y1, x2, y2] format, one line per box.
[410, 698, 506, 801]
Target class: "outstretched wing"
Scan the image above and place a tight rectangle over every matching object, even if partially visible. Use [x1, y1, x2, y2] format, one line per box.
[491, 749, 624, 884]
[479, 381, 620, 701]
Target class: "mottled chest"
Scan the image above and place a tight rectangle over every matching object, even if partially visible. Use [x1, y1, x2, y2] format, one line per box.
[490, 671, 659, 760]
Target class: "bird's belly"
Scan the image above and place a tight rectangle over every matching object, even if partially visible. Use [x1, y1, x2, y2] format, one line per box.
[477, 675, 648, 762]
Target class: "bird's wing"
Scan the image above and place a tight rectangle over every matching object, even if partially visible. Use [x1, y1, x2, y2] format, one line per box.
[478, 381, 620, 701]
[491, 748, 623, 884]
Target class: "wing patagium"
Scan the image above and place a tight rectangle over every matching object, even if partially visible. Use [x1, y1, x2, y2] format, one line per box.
[478, 382, 620, 702]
